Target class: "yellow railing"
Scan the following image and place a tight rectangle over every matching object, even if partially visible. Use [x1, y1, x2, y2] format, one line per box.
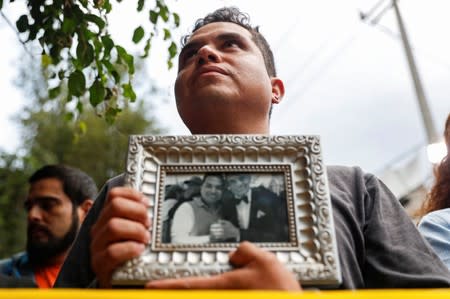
[1, 289, 450, 299]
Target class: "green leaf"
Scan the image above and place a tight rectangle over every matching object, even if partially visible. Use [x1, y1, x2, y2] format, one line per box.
[103, 0, 112, 13]
[93, 38, 103, 56]
[27, 25, 38, 41]
[62, 17, 76, 34]
[48, 86, 61, 99]
[149, 10, 158, 24]
[77, 101, 84, 114]
[101, 35, 114, 58]
[78, 121, 87, 135]
[116, 46, 134, 75]
[142, 37, 152, 58]
[102, 59, 114, 72]
[132, 26, 145, 44]
[137, 0, 144, 11]
[160, 6, 169, 22]
[76, 41, 95, 67]
[173, 12, 180, 27]
[105, 107, 121, 124]
[68, 70, 86, 96]
[16, 15, 29, 33]
[101, 60, 120, 83]
[163, 28, 170, 40]
[167, 59, 173, 70]
[41, 54, 52, 67]
[111, 70, 120, 83]
[122, 83, 136, 101]
[89, 80, 105, 107]
[0, 0, 3, 10]
[84, 14, 106, 30]
[65, 112, 74, 121]
[168, 41, 177, 59]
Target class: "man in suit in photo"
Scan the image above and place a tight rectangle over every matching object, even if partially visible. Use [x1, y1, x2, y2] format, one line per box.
[219, 174, 289, 242]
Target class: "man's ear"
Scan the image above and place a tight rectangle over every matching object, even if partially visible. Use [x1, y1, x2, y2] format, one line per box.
[270, 77, 285, 105]
[77, 199, 94, 222]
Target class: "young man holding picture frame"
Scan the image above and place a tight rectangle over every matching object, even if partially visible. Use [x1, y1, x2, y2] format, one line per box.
[55, 7, 450, 290]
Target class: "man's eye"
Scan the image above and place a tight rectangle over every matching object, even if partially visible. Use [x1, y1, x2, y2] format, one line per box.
[184, 49, 197, 59]
[24, 202, 31, 211]
[224, 40, 239, 48]
[39, 200, 57, 211]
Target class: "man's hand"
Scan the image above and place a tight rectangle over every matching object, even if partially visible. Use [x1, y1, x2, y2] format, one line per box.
[210, 220, 240, 241]
[145, 241, 301, 291]
[90, 187, 150, 288]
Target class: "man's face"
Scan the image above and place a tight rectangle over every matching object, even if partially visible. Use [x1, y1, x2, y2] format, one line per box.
[175, 22, 275, 133]
[227, 175, 251, 199]
[25, 178, 79, 265]
[200, 176, 224, 205]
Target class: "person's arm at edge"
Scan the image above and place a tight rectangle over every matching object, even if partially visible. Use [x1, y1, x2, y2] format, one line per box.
[418, 210, 450, 270]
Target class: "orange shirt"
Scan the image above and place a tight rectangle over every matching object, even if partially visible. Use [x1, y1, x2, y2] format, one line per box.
[34, 263, 62, 288]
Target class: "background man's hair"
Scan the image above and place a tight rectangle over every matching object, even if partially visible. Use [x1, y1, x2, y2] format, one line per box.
[181, 6, 277, 77]
[29, 164, 98, 206]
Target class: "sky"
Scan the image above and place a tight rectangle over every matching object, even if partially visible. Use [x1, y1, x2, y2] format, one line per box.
[1, 0, 449, 196]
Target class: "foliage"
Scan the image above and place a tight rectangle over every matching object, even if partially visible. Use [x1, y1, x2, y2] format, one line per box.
[0, 51, 164, 258]
[1, 0, 180, 122]
[0, 153, 30, 258]
[21, 101, 162, 186]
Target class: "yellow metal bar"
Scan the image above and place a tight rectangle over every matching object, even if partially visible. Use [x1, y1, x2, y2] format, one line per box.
[0, 289, 450, 299]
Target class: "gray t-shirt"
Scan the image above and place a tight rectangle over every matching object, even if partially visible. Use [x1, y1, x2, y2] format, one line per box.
[54, 166, 450, 288]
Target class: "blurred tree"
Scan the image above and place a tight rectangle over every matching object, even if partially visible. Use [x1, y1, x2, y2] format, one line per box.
[0, 153, 30, 258]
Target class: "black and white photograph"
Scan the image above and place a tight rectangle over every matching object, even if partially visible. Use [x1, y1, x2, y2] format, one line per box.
[112, 135, 340, 286]
[160, 172, 290, 245]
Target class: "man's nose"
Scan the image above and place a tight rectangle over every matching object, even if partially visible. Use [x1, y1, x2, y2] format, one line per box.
[197, 45, 220, 65]
[27, 205, 43, 222]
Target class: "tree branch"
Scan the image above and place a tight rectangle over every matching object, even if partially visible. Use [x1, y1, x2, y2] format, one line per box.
[0, 11, 34, 58]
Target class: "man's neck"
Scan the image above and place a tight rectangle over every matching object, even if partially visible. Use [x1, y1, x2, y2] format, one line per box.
[32, 252, 67, 269]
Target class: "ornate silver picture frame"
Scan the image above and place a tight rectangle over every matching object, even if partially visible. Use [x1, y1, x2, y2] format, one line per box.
[111, 135, 341, 287]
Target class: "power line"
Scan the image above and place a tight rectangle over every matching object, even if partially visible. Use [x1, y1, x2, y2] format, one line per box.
[359, 0, 391, 23]
[365, 21, 450, 73]
[281, 29, 361, 111]
[360, 0, 450, 72]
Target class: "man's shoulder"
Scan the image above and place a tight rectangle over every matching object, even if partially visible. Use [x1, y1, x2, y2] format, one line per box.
[326, 165, 366, 179]
[0, 252, 28, 273]
[104, 174, 126, 188]
[325, 165, 377, 189]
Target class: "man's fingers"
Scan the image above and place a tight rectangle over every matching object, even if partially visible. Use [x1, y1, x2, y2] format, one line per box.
[107, 187, 148, 205]
[229, 241, 268, 267]
[145, 274, 234, 289]
[94, 195, 150, 229]
[92, 241, 146, 288]
[91, 217, 150, 252]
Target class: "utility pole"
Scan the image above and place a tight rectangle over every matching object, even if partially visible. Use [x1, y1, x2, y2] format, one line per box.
[392, 0, 440, 144]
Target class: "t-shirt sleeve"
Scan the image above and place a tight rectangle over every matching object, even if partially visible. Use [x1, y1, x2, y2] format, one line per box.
[362, 174, 450, 288]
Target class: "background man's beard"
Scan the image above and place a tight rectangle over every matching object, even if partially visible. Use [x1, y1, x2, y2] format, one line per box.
[26, 212, 79, 267]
